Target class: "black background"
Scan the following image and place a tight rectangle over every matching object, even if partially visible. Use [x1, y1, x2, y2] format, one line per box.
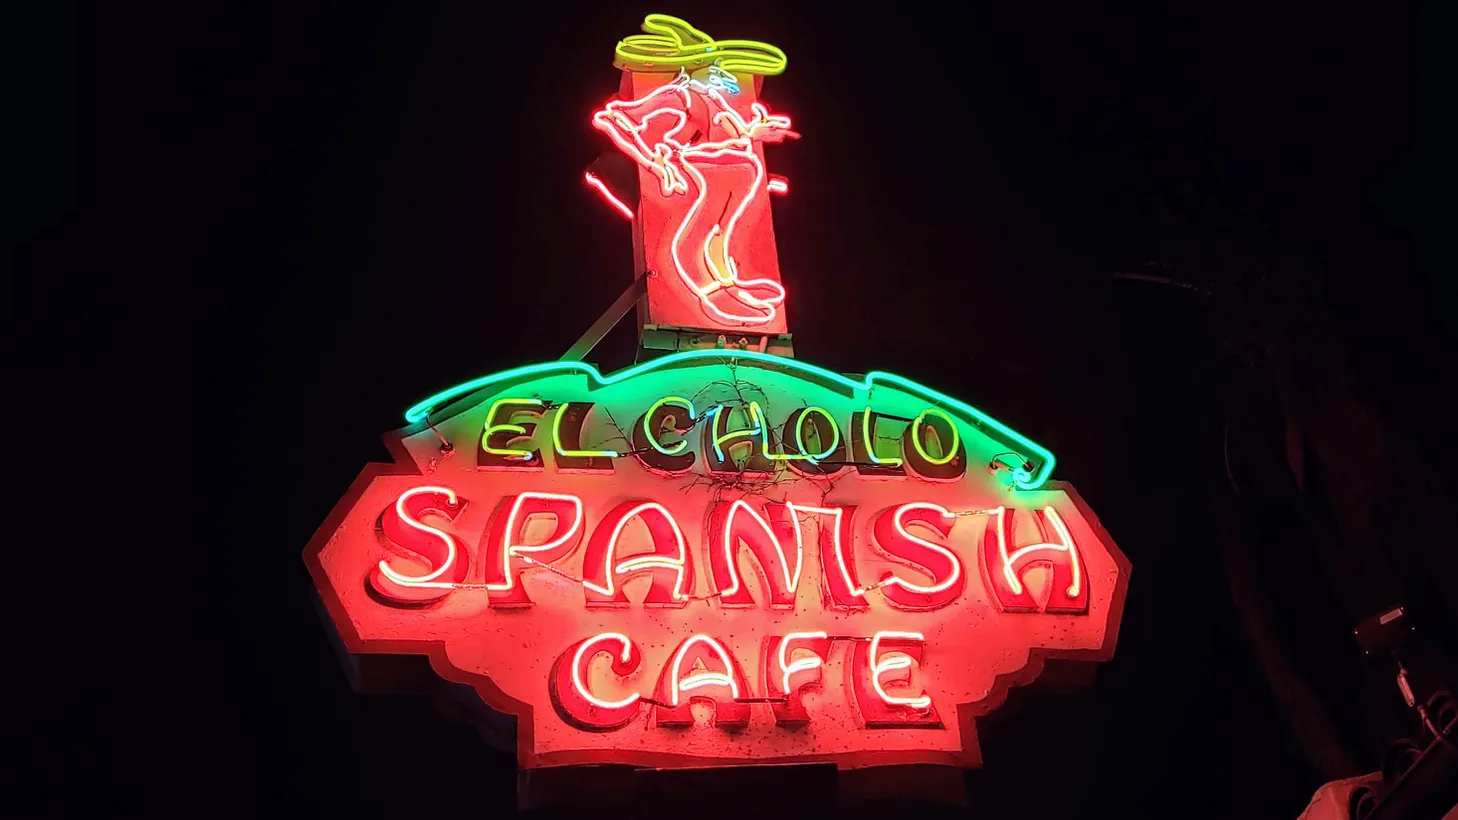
[30, 2, 1444, 817]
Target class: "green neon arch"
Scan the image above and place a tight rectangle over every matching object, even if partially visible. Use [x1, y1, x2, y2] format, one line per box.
[402, 349, 1055, 490]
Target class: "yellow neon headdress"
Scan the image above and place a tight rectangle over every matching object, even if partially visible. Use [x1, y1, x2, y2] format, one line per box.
[614, 14, 787, 76]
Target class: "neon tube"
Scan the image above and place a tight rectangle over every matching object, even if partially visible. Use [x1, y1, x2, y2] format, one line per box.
[668, 634, 742, 706]
[909, 408, 960, 466]
[551, 403, 620, 459]
[614, 14, 788, 76]
[582, 501, 689, 601]
[869, 631, 931, 710]
[484, 492, 584, 593]
[481, 398, 543, 461]
[571, 632, 641, 710]
[762, 404, 811, 462]
[794, 406, 838, 461]
[877, 502, 961, 596]
[401, 350, 1057, 490]
[778, 631, 828, 697]
[583, 171, 634, 220]
[718, 499, 802, 599]
[786, 503, 862, 600]
[376, 486, 460, 589]
[708, 402, 763, 463]
[994, 506, 1083, 597]
[861, 408, 904, 467]
[593, 75, 791, 327]
[642, 396, 695, 456]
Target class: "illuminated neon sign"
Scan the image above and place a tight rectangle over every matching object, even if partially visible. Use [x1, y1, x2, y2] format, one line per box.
[306, 351, 1130, 769]
[309, 13, 1128, 777]
[591, 15, 795, 334]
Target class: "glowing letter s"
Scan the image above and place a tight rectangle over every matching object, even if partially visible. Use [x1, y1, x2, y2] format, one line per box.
[369, 486, 466, 605]
[871, 503, 964, 611]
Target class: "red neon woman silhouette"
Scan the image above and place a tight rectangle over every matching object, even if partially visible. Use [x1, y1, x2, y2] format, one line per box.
[594, 68, 797, 327]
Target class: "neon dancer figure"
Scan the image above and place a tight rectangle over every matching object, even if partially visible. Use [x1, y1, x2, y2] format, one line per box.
[594, 62, 798, 326]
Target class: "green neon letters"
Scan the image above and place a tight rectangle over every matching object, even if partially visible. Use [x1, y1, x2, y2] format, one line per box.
[404, 350, 1055, 490]
[552, 401, 618, 473]
[480, 398, 545, 468]
[704, 403, 774, 475]
[763, 404, 813, 463]
[859, 407, 904, 468]
[902, 407, 967, 482]
[910, 408, 960, 466]
[642, 397, 696, 456]
[793, 406, 839, 461]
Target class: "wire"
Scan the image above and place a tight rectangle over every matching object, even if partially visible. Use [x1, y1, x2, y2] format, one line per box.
[1222, 419, 1242, 496]
[988, 452, 1032, 472]
[1418, 706, 1453, 748]
[1111, 271, 1211, 294]
[424, 414, 452, 452]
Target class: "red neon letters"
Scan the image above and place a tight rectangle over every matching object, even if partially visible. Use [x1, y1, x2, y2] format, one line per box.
[708, 500, 798, 608]
[369, 486, 467, 604]
[364, 483, 1093, 736]
[982, 506, 1089, 613]
[582, 501, 692, 607]
[551, 632, 644, 730]
[482, 492, 585, 607]
[654, 634, 753, 728]
[763, 631, 830, 725]
[850, 631, 941, 728]
[349, 387, 1102, 747]
[374, 489, 1090, 617]
[548, 630, 950, 732]
[791, 503, 870, 611]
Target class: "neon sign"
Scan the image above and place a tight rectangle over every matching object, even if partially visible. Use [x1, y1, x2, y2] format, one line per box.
[592, 16, 795, 334]
[308, 14, 1128, 777]
[307, 351, 1130, 769]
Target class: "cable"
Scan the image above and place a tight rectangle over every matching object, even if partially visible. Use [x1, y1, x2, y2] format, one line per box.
[1223, 419, 1241, 496]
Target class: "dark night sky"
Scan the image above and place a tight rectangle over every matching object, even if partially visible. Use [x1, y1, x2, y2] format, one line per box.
[30, 2, 1441, 817]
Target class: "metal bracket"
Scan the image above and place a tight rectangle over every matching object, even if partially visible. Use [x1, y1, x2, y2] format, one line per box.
[560, 271, 651, 362]
[639, 325, 795, 358]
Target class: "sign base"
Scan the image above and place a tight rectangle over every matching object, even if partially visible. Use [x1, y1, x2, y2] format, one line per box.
[640, 324, 794, 359]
